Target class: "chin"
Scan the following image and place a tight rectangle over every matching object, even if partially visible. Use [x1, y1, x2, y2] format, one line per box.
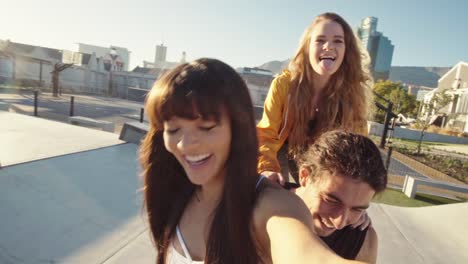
[313, 217, 335, 237]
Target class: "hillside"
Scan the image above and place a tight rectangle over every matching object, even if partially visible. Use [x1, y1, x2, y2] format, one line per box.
[257, 59, 451, 88]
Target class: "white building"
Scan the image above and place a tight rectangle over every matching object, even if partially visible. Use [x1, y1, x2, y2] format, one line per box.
[237, 67, 274, 107]
[422, 61, 468, 133]
[77, 43, 130, 71]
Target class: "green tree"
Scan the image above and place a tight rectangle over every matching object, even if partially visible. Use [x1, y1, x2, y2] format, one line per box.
[415, 90, 452, 155]
[372, 80, 419, 123]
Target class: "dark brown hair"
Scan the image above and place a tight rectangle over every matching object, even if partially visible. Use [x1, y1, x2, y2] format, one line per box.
[288, 12, 373, 154]
[139, 58, 260, 263]
[297, 130, 387, 192]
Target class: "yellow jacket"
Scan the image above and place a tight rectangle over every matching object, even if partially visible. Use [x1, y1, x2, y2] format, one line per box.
[257, 71, 294, 173]
[257, 70, 368, 173]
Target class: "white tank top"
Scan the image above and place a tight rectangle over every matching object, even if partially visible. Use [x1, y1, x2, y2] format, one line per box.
[166, 176, 266, 263]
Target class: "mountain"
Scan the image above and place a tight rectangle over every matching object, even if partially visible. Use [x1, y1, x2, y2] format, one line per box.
[257, 59, 451, 88]
[257, 60, 290, 75]
[389, 66, 451, 87]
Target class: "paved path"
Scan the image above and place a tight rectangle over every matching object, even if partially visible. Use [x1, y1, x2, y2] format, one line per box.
[379, 149, 427, 179]
[432, 145, 468, 157]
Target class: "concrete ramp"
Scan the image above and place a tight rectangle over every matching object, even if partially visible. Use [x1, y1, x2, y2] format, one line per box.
[0, 143, 145, 264]
[0, 112, 123, 167]
[369, 202, 468, 264]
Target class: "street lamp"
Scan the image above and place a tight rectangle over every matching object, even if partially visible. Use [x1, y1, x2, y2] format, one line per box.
[107, 48, 118, 96]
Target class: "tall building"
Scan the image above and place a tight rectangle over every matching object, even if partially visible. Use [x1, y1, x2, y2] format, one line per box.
[143, 44, 183, 70]
[154, 43, 167, 63]
[357, 17, 394, 81]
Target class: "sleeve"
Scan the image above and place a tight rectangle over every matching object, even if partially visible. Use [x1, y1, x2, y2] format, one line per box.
[257, 75, 289, 173]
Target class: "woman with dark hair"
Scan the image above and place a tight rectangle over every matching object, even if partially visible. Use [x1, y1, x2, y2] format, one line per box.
[257, 12, 373, 185]
[140, 58, 366, 263]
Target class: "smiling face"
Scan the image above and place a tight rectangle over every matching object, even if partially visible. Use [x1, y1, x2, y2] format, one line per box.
[308, 19, 346, 77]
[298, 169, 375, 237]
[163, 108, 232, 186]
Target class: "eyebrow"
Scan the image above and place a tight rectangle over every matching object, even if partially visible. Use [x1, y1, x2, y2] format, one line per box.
[326, 193, 370, 210]
[316, 35, 344, 39]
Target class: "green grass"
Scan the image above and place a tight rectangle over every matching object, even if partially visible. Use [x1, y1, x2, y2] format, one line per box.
[369, 135, 464, 148]
[372, 188, 465, 207]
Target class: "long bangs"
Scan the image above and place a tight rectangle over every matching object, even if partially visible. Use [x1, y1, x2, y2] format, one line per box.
[155, 65, 228, 124]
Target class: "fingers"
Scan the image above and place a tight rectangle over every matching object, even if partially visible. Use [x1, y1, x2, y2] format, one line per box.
[264, 171, 279, 181]
[262, 171, 285, 186]
[277, 172, 286, 186]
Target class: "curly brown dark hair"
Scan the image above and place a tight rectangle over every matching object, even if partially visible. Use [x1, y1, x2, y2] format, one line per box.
[297, 130, 387, 192]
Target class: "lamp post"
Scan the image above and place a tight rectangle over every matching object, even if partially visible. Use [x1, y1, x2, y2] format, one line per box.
[108, 48, 118, 96]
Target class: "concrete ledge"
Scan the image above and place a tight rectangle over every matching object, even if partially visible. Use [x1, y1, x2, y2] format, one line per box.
[403, 175, 468, 198]
[0, 101, 10, 111]
[119, 121, 149, 144]
[69, 116, 114, 132]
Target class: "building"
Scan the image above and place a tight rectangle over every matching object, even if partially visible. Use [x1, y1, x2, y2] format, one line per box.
[421, 61, 468, 133]
[237, 67, 274, 107]
[407, 84, 435, 101]
[0, 39, 62, 86]
[77, 43, 130, 71]
[357, 17, 394, 81]
[142, 44, 184, 70]
[0, 39, 159, 99]
[154, 44, 167, 63]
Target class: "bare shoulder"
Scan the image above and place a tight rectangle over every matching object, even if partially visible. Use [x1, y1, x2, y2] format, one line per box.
[253, 181, 310, 224]
[356, 226, 378, 264]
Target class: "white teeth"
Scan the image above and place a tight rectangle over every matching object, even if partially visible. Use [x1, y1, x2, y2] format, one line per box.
[185, 153, 211, 162]
[321, 218, 335, 229]
[319, 56, 335, 61]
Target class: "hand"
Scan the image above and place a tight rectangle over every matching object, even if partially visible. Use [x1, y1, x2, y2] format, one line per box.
[351, 212, 371, 231]
[262, 171, 286, 186]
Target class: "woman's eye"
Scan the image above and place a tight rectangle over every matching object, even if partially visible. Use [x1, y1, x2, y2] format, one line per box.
[334, 39, 344, 44]
[315, 39, 325, 43]
[200, 125, 216, 131]
[165, 128, 179, 134]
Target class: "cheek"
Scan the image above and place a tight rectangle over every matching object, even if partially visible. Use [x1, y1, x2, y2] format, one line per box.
[349, 211, 363, 222]
[339, 46, 346, 59]
[316, 202, 337, 216]
[163, 134, 176, 154]
[308, 45, 318, 60]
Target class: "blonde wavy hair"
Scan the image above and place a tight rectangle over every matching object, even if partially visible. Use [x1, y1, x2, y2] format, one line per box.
[287, 12, 373, 155]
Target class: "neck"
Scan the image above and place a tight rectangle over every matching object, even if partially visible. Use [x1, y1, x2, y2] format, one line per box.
[196, 172, 224, 208]
[311, 72, 330, 95]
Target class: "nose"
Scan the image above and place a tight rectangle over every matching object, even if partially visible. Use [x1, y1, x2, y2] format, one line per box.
[330, 209, 349, 230]
[177, 131, 200, 151]
[323, 41, 334, 50]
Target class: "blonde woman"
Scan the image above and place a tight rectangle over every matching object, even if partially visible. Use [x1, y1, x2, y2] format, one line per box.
[257, 12, 373, 185]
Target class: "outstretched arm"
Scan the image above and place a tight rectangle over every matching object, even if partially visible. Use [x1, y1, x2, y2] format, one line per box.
[256, 186, 368, 264]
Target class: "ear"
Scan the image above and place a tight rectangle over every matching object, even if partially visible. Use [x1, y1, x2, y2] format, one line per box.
[299, 167, 311, 187]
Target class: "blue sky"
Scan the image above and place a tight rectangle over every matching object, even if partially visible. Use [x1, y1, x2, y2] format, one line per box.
[2, 0, 467, 69]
